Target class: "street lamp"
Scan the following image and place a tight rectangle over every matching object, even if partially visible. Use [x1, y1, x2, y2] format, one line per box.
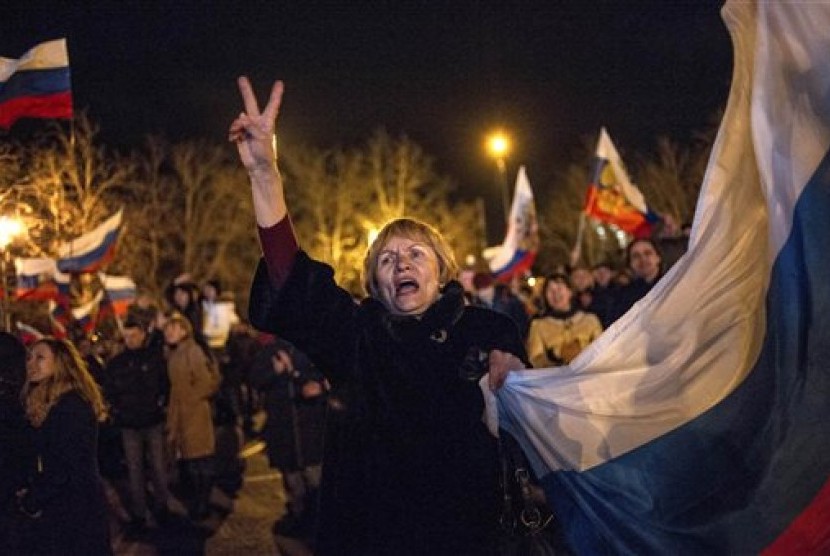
[0, 215, 24, 332]
[486, 130, 511, 224]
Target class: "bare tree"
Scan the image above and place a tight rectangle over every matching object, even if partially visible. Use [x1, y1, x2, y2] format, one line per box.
[8, 114, 133, 260]
[282, 130, 480, 295]
[159, 140, 259, 296]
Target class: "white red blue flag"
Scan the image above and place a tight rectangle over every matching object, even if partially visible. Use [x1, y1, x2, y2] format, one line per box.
[56, 208, 123, 273]
[0, 38, 73, 130]
[100, 273, 136, 318]
[487, 2, 830, 553]
[14, 257, 70, 301]
[583, 127, 661, 238]
[485, 165, 539, 281]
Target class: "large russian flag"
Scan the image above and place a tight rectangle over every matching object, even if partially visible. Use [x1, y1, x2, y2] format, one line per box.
[486, 165, 539, 281]
[583, 127, 661, 239]
[0, 38, 73, 130]
[488, 2, 830, 553]
[56, 208, 123, 273]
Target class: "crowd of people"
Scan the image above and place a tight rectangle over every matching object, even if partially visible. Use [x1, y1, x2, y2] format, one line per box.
[0, 269, 334, 555]
[0, 75, 688, 556]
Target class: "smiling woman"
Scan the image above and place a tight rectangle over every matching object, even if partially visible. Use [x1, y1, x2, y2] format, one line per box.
[16, 338, 111, 555]
[233, 77, 531, 555]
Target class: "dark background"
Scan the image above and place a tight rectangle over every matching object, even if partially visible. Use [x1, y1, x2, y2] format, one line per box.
[3, 1, 732, 233]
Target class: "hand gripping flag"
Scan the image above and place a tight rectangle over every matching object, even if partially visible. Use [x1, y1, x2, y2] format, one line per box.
[486, 2, 830, 553]
[56, 208, 124, 274]
[583, 127, 661, 238]
[485, 165, 539, 281]
[0, 38, 73, 130]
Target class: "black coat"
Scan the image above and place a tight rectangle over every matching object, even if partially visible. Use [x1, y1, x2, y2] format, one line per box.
[103, 344, 169, 428]
[21, 391, 112, 555]
[248, 339, 327, 471]
[250, 252, 528, 555]
[607, 275, 661, 325]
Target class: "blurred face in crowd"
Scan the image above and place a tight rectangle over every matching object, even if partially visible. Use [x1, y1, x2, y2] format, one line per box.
[202, 283, 218, 302]
[375, 235, 441, 316]
[629, 240, 662, 283]
[164, 319, 189, 346]
[173, 287, 191, 309]
[26, 342, 58, 384]
[593, 265, 614, 288]
[570, 268, 594, 293]
[123, 326, 147, 350]
[545, 278, 573, 312]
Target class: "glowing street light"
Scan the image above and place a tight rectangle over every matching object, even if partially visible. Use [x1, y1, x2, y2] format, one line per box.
[486, 130, 511, 223]
[0, 215, 24, 249]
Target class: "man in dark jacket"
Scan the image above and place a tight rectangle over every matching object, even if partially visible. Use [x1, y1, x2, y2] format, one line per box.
[104, 318, 173, 534]
[471, 271, 530, 339]
[607, 238, 665, 325]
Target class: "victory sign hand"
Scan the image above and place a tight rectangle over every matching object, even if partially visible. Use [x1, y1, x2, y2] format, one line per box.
[229, 77, 284, 174]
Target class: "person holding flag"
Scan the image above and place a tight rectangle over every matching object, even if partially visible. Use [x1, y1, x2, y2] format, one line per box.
[491, 2, 830, 553]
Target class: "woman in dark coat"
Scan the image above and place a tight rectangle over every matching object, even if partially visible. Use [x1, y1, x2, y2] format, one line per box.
[17, 338, 112, 555]
[0, 332, 30, 554]
[231, 77, 528, 555]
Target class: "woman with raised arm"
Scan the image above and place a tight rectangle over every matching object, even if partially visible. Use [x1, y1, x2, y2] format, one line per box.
[230, 77, 528, 555]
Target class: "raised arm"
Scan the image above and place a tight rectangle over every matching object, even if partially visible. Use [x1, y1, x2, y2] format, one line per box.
[228, 76, 286, 227]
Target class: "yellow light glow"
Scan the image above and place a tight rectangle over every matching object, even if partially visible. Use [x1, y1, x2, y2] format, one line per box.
[0, 215, 24, 250]
[367, 227, 380, 247]
[486, 131, 510, 159]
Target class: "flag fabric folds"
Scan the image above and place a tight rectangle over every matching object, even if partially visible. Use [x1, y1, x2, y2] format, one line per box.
[486, 165, 539, 281]
[56, 209, 123, 273]
[71, 289, 105, 334]
[100, 274, 136, 318]
[487, 2, 830, 554]
[14, 257, 70, 301]
[583, 127, 660, 238]
[0, 38, 73, 130]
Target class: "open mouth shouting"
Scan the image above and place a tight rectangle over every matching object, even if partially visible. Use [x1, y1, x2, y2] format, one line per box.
[395, 277, 420, 298]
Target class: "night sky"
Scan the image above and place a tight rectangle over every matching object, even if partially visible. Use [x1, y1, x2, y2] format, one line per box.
[4, 1, 732, 229]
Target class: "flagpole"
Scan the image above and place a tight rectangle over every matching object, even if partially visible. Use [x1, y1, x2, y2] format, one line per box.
[570, 212, 587, 268]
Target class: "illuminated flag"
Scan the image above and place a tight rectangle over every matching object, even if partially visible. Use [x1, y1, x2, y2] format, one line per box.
[72, 289, 104, 334]
[100, 274, 136, 317]
[488, 2, 830, 553]
[0, 38, 73, 130]
[485, 166, 539, 281]
[583, 128, 661, 238]
[14, 257, 70, 301]
[56, 208, 123, 273]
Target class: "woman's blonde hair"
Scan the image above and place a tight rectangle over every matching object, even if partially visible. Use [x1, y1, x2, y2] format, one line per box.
[21, 337, 108, 427]
[165, 311, 193, 337]
[362, 218, 459, 298]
